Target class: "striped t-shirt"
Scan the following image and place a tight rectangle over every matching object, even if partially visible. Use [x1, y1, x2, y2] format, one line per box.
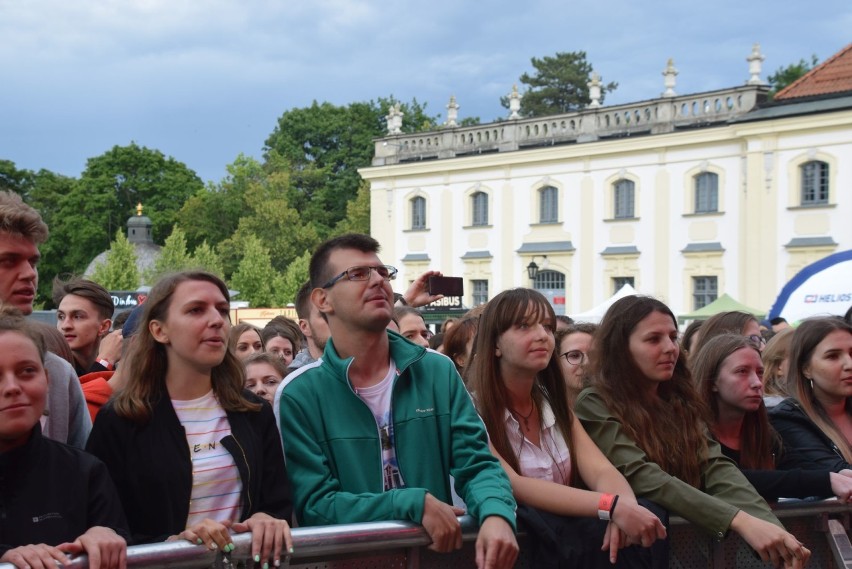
[172, 390, 243, 528]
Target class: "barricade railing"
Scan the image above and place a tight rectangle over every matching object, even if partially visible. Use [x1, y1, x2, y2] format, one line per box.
[3, 502, 851, 569]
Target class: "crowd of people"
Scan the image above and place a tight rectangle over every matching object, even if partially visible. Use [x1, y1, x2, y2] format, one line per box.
[2, 188, 852, 568]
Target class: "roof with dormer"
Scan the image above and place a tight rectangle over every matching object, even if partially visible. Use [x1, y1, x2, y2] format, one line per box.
[774, 43, 852, 101]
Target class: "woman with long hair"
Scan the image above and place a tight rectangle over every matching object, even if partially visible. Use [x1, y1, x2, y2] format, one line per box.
[693, 333, 852, 501]
[229, 322, 264, 361]
[86, 271, 293, 565]
[575, 296, 809, 568]
[468, 289, 666, 567]
[770, 317, 852, 472]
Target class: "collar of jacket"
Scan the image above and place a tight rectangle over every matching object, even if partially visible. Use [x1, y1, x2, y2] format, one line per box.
[320, 329, 428, 386]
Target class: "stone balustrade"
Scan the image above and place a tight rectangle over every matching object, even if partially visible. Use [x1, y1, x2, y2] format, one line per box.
[372, 84, 769, 166]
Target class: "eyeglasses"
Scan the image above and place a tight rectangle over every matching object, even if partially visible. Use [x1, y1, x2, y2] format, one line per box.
[322, 265, 398, 289]
[560, 350, 587, 366]
[747, 334, 767, 347]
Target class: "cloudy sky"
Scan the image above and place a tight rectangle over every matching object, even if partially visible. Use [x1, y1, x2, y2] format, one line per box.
[1, 0, 850, 184]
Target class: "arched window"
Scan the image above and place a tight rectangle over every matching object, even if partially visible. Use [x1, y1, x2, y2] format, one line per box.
[472, 191, 489, 226]
[800, 161, 829, 205]
[532, 269, 567, 316]
[539, 186, 558, 223]
[410, 196, 426, 230]
[613, 179, 635, 219]
[533, 269, 565, 291]
[694, 172, 718, 213]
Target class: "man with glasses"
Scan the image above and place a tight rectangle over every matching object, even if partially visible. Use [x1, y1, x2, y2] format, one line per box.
[279, 234, 518, 568]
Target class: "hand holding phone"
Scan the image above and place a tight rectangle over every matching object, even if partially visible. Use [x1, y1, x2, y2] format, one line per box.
[428, 276, 464, 297]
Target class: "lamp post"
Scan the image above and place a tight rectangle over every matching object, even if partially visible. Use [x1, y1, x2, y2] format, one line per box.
[526, 260, 540, 281]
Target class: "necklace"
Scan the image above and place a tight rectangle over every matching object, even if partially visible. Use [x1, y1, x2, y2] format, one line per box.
[509, 400, 536, 431]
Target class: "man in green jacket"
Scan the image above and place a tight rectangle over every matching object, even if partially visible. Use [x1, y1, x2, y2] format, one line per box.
[279, 233, 518, 568]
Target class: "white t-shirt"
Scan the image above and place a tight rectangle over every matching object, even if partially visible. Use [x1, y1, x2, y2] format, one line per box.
[353, 360, 406, 491]
[172, 390, 243, 527]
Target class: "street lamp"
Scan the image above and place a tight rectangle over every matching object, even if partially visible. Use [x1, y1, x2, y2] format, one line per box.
[526, 255, 548, 281]
[526, 260, 540, 280]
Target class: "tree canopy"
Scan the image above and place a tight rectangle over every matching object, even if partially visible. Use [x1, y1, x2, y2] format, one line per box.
[50, 143, 203, 276]
[768, 55, 819, 98]
[502, 51, 617, 117]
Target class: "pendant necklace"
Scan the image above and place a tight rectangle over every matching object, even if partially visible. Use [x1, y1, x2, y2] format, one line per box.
[509, 400, 536, 431]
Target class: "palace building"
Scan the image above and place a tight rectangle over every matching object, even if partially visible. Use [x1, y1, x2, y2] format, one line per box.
[360, 44, 852, 317]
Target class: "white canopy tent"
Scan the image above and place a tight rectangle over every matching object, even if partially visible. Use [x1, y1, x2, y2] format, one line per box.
[768, 249, 852, 323]
[571, 284, 639, 324]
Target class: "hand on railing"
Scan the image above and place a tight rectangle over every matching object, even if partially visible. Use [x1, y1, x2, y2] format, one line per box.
[230, 512, 293, 568]
[0, 527, 126, 569]
[474, 516, 518, 569]
[169, 519, 234, 552]
[421, 493, 463, 552]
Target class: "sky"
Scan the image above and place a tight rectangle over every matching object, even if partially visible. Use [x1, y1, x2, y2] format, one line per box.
[2, 0, 850, 185]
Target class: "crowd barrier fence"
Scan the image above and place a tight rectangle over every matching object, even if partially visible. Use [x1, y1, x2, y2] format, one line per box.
[3, 501, 851, 569]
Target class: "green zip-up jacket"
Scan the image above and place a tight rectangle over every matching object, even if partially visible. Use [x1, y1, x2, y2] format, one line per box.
[279, 330, 517, 529]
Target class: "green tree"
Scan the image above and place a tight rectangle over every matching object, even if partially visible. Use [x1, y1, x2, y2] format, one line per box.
[145, 226, 193, 283]
[191, 241, 224, 278]
[333, 181, 371, 235]
[89, 230, 140, 290]
[52, 142, 203, 273]
[178, 154, 262, 250]
[277, 250, 311, 305]
[0, 160, 34, 194]
[768, 55, 819, 98]
[502, 51, 617, 117]
[229, 235, 280, 307]
[264, 97, 437, 230]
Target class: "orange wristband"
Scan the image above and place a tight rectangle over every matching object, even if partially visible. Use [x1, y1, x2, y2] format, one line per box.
[597, 493, 619, 521]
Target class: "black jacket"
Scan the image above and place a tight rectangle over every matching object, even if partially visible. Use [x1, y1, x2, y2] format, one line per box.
[0, 425, 129, 556]
[769, 397, 852, 473]
[717, 440, 832, 500]
[86, 390, 292, 544]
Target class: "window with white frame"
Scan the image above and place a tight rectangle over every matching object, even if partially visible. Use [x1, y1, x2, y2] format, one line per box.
[694, 172, 718, 213]
[612, 276, 634, 295]
[472, 191, 489, 226]
[800, 161, 829, 205]
[472, 280, 488, 306]
[539, 186, 558, 223]
[613, 179, 635, 219]
[692, 276, 718, 310]
[410, 196, 426, 230]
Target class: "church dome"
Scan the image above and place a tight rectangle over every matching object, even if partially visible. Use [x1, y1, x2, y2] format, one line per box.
[84, 203, 162, 284]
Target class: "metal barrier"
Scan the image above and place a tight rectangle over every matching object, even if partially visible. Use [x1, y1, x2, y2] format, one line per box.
[3, 502, 851, 569]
